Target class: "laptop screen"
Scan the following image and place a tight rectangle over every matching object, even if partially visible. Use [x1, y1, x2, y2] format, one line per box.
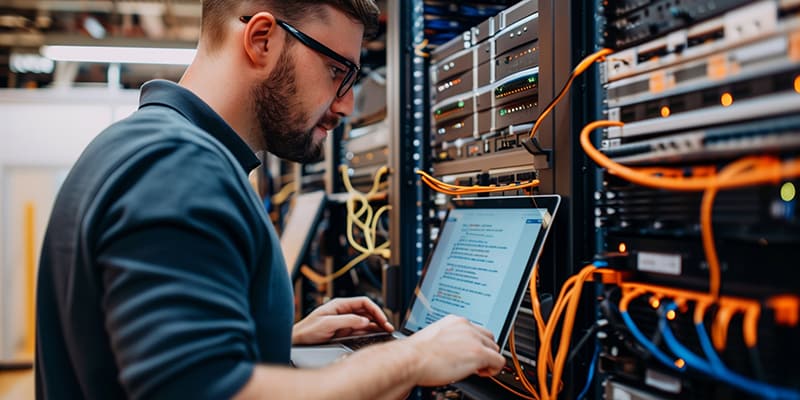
[403, 195, 558, 346]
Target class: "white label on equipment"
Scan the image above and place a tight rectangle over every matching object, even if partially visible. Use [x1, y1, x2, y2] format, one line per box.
[611, 386, 632, 400]
[645, 368, 682, 394]
[637, 252, 682, 275]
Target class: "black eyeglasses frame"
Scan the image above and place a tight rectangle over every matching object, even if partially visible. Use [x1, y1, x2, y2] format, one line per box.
[239, 16, 360, 98]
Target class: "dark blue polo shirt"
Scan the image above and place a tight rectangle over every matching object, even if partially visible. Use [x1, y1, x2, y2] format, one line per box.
[36, 80, 293, 400]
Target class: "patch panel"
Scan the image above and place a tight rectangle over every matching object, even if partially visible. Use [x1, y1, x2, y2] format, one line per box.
[594, 286, 800, 399]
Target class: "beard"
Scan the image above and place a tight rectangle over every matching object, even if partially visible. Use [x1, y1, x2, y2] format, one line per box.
[252, 47, 329, 163]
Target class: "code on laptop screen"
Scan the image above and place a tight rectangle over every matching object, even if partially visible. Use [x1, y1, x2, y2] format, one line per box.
[404, 207, 546, 339]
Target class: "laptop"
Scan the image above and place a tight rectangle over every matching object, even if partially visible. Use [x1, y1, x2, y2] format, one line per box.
[280, 190, 327, 280]
[291, 194, 561, 368]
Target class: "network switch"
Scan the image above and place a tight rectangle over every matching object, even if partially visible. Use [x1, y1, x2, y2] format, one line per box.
[603, 0, 751, 50]
[604, 1, 795, 82]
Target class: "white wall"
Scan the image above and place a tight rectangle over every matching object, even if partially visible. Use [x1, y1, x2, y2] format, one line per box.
[1, 167, 65, 359]
[0, 88, 139, 165]
[0, 88, 139, 360]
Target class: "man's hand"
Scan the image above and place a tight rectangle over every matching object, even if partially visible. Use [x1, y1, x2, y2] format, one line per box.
[402, 315, 506, 386]
[292, 296, 394, 345]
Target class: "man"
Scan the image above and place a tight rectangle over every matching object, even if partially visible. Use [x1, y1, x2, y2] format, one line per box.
[35, 1, 506, 399]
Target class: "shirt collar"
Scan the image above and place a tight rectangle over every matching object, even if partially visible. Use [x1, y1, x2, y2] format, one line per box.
[138, 79, 261, 173]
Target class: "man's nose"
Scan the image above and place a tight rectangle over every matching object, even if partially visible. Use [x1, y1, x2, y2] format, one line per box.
[330, 88, 355, 117]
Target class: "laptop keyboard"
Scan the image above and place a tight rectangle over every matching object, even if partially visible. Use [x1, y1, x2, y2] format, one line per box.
[337, 333, 396, 350]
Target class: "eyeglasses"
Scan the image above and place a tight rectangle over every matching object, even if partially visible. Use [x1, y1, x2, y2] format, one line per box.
[240, 16, 360, 98]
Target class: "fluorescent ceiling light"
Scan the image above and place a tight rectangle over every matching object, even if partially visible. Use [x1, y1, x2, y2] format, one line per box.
[41, 45, 196, 65]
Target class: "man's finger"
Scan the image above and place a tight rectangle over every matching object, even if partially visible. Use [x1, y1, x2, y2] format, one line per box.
[333, 297, 394, 332]
[323, 314, 371, 334]
[470, 323, 495, 340]
[476, 366, 502, 377]
[485, 348, 506, 372]
[476, 330, 499, 352]
[348, 323, 387, 336]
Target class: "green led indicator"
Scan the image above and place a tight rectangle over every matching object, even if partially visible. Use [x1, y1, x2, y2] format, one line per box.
[458, 100, 465, 108]
[435, 109, 442, 115]
[499, 109, 507, 116]
[528, 76, 537, 83]
[781, 182, 796, 202]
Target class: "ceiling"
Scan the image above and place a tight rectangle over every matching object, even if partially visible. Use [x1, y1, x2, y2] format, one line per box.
[0, 0, 388, 90]
[0, 0, 201, 89]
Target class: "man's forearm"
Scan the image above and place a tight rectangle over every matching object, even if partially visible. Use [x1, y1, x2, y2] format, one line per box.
[234, 341, 420, 400]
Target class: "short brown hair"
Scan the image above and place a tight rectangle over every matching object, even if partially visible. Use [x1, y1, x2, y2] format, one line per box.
[201, 0, 380, 51]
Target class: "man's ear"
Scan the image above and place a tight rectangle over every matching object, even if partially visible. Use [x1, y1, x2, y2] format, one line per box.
[242, 12, 280, 67]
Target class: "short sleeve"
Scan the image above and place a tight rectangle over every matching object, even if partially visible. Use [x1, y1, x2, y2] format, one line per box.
[94, 141, 263, 400]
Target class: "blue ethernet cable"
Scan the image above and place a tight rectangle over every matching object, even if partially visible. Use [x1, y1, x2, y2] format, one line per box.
[576, 343, 600, 400]
[694, 319, 726, 372]
[659, 302, 800, 400]
[618, 309, 684, 372]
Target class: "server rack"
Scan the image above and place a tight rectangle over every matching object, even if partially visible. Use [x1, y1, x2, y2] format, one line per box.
[589, 1, 800, 399]
[415, 0, 598, 397]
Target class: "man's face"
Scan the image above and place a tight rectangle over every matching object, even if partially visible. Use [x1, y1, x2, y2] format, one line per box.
[251, 9, 363, 163]
[252, 46, 333, 163]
